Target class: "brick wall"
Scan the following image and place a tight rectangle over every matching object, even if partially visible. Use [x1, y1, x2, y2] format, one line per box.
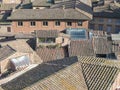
[12, 20, 89, 33]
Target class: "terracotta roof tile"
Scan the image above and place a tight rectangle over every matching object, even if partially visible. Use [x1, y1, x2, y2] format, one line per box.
[93, 36, 112, 54]
[36, 30, 59, 38]
[68, 40, 94, 56]
[8, 9, 91, 20]
[36, 47, 66, 62]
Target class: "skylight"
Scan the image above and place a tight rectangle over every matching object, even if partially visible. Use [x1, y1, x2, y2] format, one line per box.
[66, 28, 87, 40]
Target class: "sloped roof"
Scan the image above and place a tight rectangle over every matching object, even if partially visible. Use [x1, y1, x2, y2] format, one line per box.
[0, 3, 18, 10]
[93, 36, 112, 54]
[93, 4, 120, 18]
[0, 45, 16, 61]
[32, 0, 52, 7]
[68, 40, 94, 56]
[0, 40, 43, 64]
[1, 56, 81, 90]
[36, 47, 66, 62]
[52, 0, 92, 19]
[24, 62, 88, 90]
[8, 9, 91, 20]
[1, 40, 33, 53]
[54, 0, 92, 7]
[36, 30, 59, 38]
[79, 56, 120, 90]
[15, 33, 35, 39]
[79, 56, 120, 68]
[1, 56, 120, 90]
[51, 0, 76, 9]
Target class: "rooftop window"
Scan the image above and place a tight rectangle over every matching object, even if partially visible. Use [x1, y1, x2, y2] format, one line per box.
[66, 28, 87, 40]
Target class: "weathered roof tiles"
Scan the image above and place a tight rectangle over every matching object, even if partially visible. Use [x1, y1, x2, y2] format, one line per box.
[8, 9, 91, 20]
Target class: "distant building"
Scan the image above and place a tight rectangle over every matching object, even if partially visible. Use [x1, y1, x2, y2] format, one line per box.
[89, 3, 120, 34]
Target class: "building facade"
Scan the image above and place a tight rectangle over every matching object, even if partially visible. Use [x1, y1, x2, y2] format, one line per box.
[8, 8, 91, 34]
[11, 20, 89, 33]
[90, 17, 120, 33]
[7, 0, 92, 34]
[89, 2, 120, 34]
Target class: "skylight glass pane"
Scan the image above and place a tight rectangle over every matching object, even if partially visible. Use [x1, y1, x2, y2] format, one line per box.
[66, 28, 87, 40]
[10, 55, 30, 70]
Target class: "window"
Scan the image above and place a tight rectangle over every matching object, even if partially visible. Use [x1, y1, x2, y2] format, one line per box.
[39, 38, 46, 43]
[89, 24, 94, 30]
[43, 21, 48, 26]
[116, 19, 120, 24]
[99, 18, 104, 22]
[107, 25, 112, 33]
[39, 38, 55, 43]
[55, 21, 60, 26]
[78, 21, 82, 26]
[67, 22, 72, 26]
[115, 26, 120, 33]
[98, 25, 103, 30]
[18, 21, 23, 26]
[46, 38, 55, 43]
[108, 19, 112, 23]
[30, 21, 36, 26]
[7, 27, 11, 32]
